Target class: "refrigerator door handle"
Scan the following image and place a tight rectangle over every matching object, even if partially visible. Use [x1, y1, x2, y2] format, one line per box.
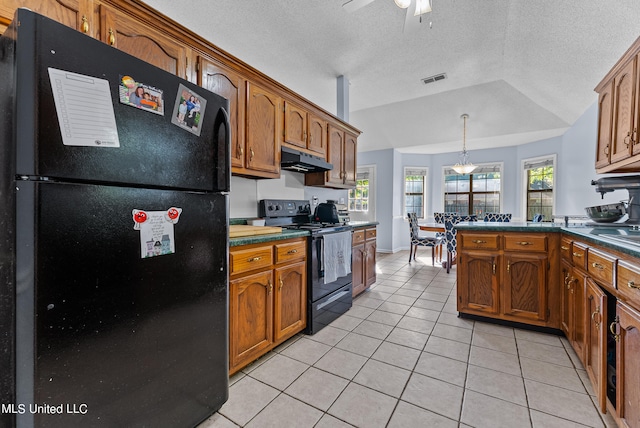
[214, 107, 231, 193]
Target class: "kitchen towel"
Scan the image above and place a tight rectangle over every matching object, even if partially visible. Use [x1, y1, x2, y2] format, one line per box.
[323, 231, 352, 284]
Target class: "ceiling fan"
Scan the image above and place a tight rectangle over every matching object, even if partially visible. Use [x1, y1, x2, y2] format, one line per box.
[342, 0, 432, 32]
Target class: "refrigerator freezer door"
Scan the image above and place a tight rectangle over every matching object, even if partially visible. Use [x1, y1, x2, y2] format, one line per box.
[15, 181, 228, 427]
[11, 10, 230, 192]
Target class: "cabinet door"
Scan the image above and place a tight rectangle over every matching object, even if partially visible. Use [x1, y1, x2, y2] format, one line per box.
[616, 300, 640, 428]
[458, 252, 500, 315]
[585, 278, 607, 413]
[326, 125, 345, 186]
[283, 101, 307, 149]
[571, 269, 587, 364]
[611, 58, 637, 164]
[364, 239, 377, 287]
[351, 242, 365, 297]
[343, 131, 358, 187]
[274, 262, 306, 342]
[0, 0, 94, 36]
[199, 58, 246, 169]
[561, 261, 573, 338]
[99, 5, 188, 78]
[246, 82, 280, 177]
[308, 113, 327, 157]
[596, 81, 614, 170]
[229, 270, 273, 371]
[503, 253, 547, 321]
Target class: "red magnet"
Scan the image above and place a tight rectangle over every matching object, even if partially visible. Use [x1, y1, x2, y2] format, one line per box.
[167, 207, 180, 220]
[133, 210, 148, 223]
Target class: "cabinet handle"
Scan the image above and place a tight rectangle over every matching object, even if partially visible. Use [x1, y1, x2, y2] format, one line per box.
[268, 280, 273, 294]
[247, 256, 262, 262]
[81, 15, 89, 33]
[250, 148, 255, 162]
[591, 305, 601, 328]
[610, 317, 619, 342]
[572, 252, 583, 258]
[279, 278, 283, 291]
[628, 280, 640, 290]
[516, 241, 533, 246]
[591, 262, 604, 270]
[238, 144, 244, 157]
[108, 28, 115, 46]
[561, 246, 569, 251]
[624, 131, 632, 147]
[633, 128, 638, 145]
[507, 261, 510, 272]
[492, 261, 496, 275]
[604, 144, 609, 156]
[287, 249, 298, 254]
[472, 239, 487, 244]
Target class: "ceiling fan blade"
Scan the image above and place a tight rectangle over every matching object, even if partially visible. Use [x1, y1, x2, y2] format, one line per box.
[342, 0, 376, 13]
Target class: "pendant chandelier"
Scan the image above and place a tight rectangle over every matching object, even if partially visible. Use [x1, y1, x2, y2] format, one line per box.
[452, 114, 477, 175]
[393, 0, 432, 16]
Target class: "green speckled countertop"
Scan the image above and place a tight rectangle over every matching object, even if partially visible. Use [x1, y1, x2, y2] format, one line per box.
[229, 229, 309, 247]
[456, 221, 640, 258]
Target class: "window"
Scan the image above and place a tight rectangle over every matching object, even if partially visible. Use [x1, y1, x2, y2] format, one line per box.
[404, 167, 427, 218]
[348, 171, 369, 212]
[524, 156, 554, 221]
[443, 164, 502, 216]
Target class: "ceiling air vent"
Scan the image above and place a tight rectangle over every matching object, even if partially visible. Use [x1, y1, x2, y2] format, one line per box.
[421, 73, 447, 85]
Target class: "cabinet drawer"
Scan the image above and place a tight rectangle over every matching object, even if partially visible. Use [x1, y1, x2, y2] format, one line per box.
[460, 234, 500, 250]
[353, 229, 365, 245]
[230, 245, 273, 275]
[560, 237, 572, 262]
[275, 240, 306, 264]
[587, 247, 616, 288]
[365, 227, 377, 240]
[504, 235, 547, 252]
[617, 260, 640, 306]
[571, 242, 587, 269]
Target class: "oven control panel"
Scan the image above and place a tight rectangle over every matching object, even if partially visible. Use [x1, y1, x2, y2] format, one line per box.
[259, 199, 311, 218]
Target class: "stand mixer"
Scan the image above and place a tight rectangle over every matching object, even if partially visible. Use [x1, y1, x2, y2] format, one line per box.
[591, 175, 640, 224]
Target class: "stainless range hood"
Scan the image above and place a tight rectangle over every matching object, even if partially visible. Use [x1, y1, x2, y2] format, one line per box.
[281, 146, 333, 173]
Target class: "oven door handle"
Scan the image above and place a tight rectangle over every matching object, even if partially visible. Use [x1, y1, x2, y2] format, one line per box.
[316, 289, 350, 310]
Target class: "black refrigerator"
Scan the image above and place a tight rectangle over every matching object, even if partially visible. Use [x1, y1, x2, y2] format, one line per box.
[0, 9, 230, 428]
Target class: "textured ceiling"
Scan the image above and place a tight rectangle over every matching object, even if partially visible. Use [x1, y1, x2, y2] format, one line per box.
[143, 0, 640, 153]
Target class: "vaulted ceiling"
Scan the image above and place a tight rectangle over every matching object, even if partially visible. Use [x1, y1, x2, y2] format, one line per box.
[144, 0, 640, 154]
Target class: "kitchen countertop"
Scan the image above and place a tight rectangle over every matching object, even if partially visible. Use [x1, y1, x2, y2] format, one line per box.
[456, 221, 640, 258]
[348, 221, 379, 228]
[230, 228, 309, 247]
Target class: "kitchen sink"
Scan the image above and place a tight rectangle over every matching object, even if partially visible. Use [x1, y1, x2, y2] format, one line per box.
[602, 235, 640, 247]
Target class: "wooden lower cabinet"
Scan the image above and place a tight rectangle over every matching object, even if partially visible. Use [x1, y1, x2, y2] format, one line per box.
[586, 277, 608, 413]
[352, 225, 377, 297]
[229, 238, 306, 374]
[615, 301, 640, 428]
[457, 231, 559, 328]
[457, 252, 500, 315]
[561, 261, 587, 364]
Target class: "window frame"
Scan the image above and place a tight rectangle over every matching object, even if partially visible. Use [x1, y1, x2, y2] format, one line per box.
[441, 162, 504, 216]
[348, 172, 370, 213]
[521, 154, 556, 222]
[404, 166, 428, 220]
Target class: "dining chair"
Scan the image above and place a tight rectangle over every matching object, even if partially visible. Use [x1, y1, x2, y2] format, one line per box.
[442, 214, 477, 273]
[407, 213, 442, 265]
[483, 213, 512, 222]
[532, 214, 544, 222]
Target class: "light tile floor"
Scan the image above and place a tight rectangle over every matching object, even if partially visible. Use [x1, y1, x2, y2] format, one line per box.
[199, 251, 618, 428]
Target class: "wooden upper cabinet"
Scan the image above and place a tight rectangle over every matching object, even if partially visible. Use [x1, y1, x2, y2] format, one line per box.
[596, 82, 614, 169]
[99, 4, 189, 79]
[611, 57, 637, 164]
[344, 131, 357, 187]
[283, 100, 307, 149]
[198, 57, 246, 169]
[326, 124, 345, 186]
[308, 113, 327, 156]
[0, 0, 95, 36]
[245, 81, 281, 177]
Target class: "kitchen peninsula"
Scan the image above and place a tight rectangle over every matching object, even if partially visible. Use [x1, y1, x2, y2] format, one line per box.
[456, 221, 640, 426]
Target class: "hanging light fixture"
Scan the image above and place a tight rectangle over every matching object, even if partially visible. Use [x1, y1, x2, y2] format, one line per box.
[394, 0, 411, 8]
[414, 0, 432, 15]
[452, 114, 477, 175]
